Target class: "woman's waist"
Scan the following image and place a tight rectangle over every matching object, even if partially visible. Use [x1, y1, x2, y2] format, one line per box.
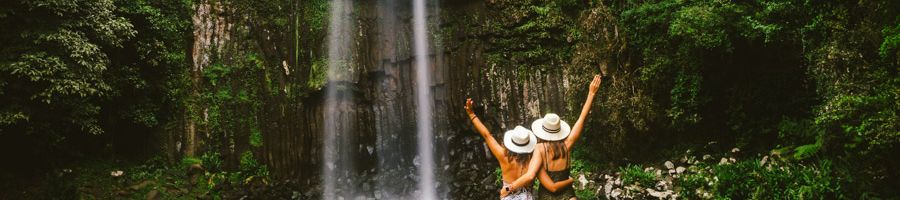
[546, 169, 571, 181]
[500, 170, 526, 183]
[502, 182, 533, 192]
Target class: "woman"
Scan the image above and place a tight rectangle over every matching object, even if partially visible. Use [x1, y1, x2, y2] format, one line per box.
[465, 98, 540, 200]
[532, 75, 602, 200]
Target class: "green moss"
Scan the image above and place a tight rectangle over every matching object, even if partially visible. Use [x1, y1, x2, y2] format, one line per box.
[307, 58, 328, 89]
[303, 0, 329, 34]
[180, 156, 202, 168]
[880, 22, 900, 61]
[250, 127, 263, 147]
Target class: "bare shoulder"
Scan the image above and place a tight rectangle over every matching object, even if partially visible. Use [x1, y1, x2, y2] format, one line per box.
[533, 143, 545, 153]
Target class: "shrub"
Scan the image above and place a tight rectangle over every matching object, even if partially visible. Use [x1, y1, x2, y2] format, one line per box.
[238, 151, 269, 183]
[620, 165, 656, 187]
[676, 158, 842, 199]
[675, 172, 708, 199]
[576, 188, 598, 199]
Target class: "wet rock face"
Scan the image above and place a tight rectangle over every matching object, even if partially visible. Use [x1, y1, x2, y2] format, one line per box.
[303, 1, 592, 198]
[291, 1, 620, 199]
[187, 0, 627, 199]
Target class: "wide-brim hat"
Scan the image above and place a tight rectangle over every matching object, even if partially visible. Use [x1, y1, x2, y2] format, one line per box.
[531, 113, 571, 141]
[503, 126, 537, 154]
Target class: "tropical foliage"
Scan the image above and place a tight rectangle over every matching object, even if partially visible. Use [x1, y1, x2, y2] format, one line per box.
[0, 0, 896, 199]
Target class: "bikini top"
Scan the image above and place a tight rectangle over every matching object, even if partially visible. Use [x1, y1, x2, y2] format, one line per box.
[546, 169, 570, 182]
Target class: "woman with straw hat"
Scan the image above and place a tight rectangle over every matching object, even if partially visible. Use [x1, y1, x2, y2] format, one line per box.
[465, 98, 541, 200]
[532, 75, 602, 200]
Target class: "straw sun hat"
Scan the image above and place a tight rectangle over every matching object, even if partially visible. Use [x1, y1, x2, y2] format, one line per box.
[503, 126, 537, 154]
[531, 113, 571, 141]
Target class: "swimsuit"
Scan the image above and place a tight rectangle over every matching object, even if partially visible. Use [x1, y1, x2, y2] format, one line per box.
[502, 181, 534, 200]
[536, 170, 577, 200]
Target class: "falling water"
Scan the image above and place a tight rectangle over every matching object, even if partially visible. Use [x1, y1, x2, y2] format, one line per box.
[323, 0, 439, 198]
[323, 0, 354, 199]
[413, 0, 436, 199]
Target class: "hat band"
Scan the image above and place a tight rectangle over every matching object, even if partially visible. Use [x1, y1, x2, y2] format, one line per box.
[542, 125, 560, 134]
[512, 138, 528, 146]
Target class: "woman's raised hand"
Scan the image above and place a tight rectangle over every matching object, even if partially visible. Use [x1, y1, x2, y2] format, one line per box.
[589, 74, 602, 95]
[465, 98, 475, 116]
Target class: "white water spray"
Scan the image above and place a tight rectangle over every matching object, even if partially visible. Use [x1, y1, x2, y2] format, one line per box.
[323, 0, 439, 198]
[323, 0, 354, 199]
[413, 0, 436, 199]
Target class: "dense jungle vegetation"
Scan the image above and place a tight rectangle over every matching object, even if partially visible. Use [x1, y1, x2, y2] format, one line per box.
[0, 0, 897, 199]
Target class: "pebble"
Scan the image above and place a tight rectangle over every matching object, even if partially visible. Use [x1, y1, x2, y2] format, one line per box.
[646, 188, 672, 198]
[578, 174, 588, 189]
[604, 181, 613, 196]
[611, 188, 622, 198]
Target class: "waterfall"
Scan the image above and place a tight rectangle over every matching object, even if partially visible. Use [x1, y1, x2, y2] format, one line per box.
[323, 0, 440, 199]
[323, 0, 354, 199]
[413, 0, 437, 199]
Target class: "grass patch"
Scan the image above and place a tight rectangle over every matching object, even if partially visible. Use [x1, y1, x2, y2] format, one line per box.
[620, 164, 656, 187]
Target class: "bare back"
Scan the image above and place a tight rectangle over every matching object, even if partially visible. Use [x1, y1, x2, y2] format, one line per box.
[499, 157, 529, 184]
[539, 143, 570, 172]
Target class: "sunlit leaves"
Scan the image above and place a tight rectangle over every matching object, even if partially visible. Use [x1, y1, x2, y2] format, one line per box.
[622, 0, 736, 128]
[484, 0, 576, 73]
[667, 69, 704, 128]
[880, 22, 900, 64]
[814, 77, 900, 156]
[0, 112, 28, 126]
[0, 0, 189, 139]
[620, 1, 898, 179]
[9, 51, 107, 103]
[1, 0, 131, 135]
[669, 4, 730, 49]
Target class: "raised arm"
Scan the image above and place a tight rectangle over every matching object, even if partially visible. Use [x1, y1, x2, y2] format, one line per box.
[565, 75, 602, 149]
[465, 98, 506, 162]
[537, 167, 574, 192]
[503, 146, 543, 195]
